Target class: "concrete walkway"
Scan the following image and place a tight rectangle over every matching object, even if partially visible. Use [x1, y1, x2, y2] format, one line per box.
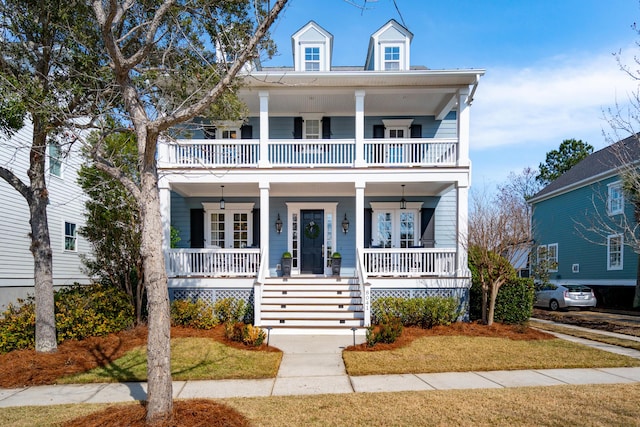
[2, 325, 640, 408]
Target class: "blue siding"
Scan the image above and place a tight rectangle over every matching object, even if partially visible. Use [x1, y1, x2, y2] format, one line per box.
[532, 176, 637, 283]
[269, 117, 295, 139]
[433, 188, 457, 247]
[330, 117, 355, 138]
[364, 114, 457, 138]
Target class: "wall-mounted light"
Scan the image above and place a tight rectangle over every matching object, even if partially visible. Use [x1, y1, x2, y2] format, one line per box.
[400, 184, 406, 210]
[275, 213, 283, 234]
[342, 213, 350, 234]
[219, 185, 225, 210]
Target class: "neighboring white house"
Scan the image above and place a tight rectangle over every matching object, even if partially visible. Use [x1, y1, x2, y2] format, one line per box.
[0, 121, 91, 310]
[158, 20, 484, 333]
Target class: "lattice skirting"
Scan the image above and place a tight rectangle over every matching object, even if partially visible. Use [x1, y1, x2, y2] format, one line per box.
[169, 288, 255, 322]
[371, 288, 470, 322]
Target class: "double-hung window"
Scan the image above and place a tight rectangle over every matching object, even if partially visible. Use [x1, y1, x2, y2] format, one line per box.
[384, 46, 400, 70]
[537, 243, 558, 272]
[608, 181, 624, 215]
[304, 46, 320, 71]
[64, 221, 77, 252]
[49, 142, 63, 177]
[607, 234, 623, 270]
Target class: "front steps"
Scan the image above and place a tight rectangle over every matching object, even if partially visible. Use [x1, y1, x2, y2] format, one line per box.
[260, 276, 365, 334]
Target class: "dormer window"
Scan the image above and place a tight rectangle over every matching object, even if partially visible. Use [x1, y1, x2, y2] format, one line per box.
[384, 46, 401, 70]
[305, 46, 321, 71]
[292, 22, 333, 72]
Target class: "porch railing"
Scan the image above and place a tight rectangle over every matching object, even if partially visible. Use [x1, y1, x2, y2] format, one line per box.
[166, 248, 261, 278]
[362, 248, 456, 277]
[166, 140, 260, 168]
[160, 138, 458, 168]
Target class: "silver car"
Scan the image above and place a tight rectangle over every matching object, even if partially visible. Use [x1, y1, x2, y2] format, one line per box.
[534, 284, 597, 311]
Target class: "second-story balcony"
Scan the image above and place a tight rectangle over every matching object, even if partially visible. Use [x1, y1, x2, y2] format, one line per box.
[160, 137, 459, 169]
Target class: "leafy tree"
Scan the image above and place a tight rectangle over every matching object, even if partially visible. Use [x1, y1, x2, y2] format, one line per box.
[88, 0, 288, 422]
[78, 131, 145, 324]
[536, 139, 594, 185]
[0, 0, 104, 353]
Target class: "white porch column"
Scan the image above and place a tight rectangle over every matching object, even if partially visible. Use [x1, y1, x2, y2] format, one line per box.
[457, 88, 470, 167]
[355, 182, 365, 251]
[354, 90, 366, 167]
[259, 182, 270, 265]
[456, 183, 470, 278]
[159, 184, 171, 251]
[258, 91, 271, 168]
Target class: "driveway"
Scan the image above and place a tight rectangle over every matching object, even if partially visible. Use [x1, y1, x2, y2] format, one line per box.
[532, 308, 640, 337]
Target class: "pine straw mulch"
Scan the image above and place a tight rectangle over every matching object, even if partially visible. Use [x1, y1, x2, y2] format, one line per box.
[1, 322, 553, 427]
[63, 400, 250, 427]
[0, 325, 279, 389]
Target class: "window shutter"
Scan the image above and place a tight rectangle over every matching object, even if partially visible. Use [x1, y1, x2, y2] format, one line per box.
[420, 208, 435, 248]
[294, 117, 303, 139]
[190, 209, 205, 248]
[410, 124, 422, 138]
[373, 124, 384, 138]
[252, 209, 260, 247]
[241, 125, 253, 139]
[204, 126, 216, 139]
[364, 208, 372, 247]
[322, 117, 331, 139]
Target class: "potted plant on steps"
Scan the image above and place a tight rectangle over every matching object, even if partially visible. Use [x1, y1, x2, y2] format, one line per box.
[331, 252, 342, 276]
[281, 251, 292, 277]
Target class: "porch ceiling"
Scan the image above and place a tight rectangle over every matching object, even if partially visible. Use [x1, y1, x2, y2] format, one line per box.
[170, 181, 453, 198]
[239, 70, 483, 117]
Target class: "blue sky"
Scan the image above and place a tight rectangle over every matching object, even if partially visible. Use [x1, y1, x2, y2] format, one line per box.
[262, 0, 640, 191]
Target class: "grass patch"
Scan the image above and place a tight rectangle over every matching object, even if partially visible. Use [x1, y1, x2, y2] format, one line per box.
[532, 321, 640, 351]
[4, 384, 640, 426]
[59, 337, 281, 383]
[343, 335, 640, 376]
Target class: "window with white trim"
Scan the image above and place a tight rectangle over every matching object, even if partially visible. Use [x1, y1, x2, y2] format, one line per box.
[608, 181, 624, 215]
[384, 46, 400, 70]
[537, 243, 558, 272]
[304, 119, 320, 139]
[49, 142, 63, 177]
[371, 202, 421, 248]
[64, 221, 77, 252]
[203, 203, 253, 248]
[304, 46, 320, 71]
[607, 234, 623, 270]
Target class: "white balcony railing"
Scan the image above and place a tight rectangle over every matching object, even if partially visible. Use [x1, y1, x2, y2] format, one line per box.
[166, 248, 260, 278]
[160, 138, 457, 168]
[362, 248, 456, 277]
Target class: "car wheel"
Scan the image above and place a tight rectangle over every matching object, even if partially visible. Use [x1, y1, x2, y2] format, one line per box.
[549, 299, 559, 311]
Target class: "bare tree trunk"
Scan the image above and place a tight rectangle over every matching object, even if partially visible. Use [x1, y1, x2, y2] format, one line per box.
[138, 134, 172, 424]
[487, 282, 501, 326]
[29, 117, 57, 353]
[481, 283, 488, 324]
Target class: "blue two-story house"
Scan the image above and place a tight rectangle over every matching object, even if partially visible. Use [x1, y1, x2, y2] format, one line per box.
[529, 135, 640, 307]
[157, 20, 484, 332]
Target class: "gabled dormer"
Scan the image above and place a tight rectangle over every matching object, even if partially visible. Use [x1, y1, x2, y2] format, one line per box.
[365, 19, 413, 71]
[292, 21, 333, 72]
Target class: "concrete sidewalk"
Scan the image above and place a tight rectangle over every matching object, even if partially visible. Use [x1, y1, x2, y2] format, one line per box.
[2, 327, 640, 408]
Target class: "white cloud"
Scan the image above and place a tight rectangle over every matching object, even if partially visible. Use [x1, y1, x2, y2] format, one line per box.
[471, 48, 639, 152]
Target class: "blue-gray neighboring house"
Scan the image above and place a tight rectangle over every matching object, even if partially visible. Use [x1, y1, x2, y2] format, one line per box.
[528, 135, 640, 307]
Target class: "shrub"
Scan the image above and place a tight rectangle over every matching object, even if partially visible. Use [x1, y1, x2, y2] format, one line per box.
[214, 297, 247, 324]
[242, 324, 266, 347]
[170, 299, 217, 329]
[0, 298, 36, 353]
[0, 284, 134, 353]
[493, 278, 535, 325]
[224, 322, 245, 342]
[366, 317, 403, 346]
[54, 283, 135, 342]
[371, 296, 459, 328]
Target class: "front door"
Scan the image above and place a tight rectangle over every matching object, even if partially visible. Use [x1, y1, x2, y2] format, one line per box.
[301, 210, 324, 274]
